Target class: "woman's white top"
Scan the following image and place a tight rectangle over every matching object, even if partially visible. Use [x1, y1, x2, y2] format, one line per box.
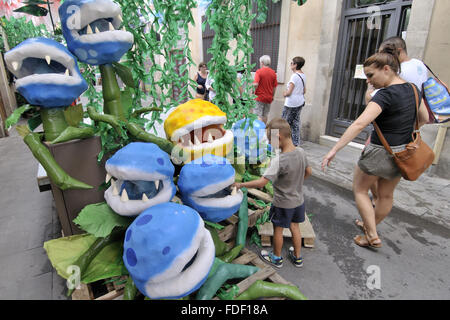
[285, 72, 306, 108]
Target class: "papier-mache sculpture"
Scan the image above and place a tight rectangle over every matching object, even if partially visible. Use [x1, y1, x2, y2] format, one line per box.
[4, 37, 94, 190]
[232, 118, 270, 163]
[123, 202, 215, 299]
[104, 142, 176, 216]
[178, 154, 244, 223]
[4, 37, 88, 109]
[59, 0, 134, 66]
[164, 99, 234, 163]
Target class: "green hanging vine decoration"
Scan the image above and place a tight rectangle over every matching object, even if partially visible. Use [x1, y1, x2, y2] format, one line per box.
[152, 0, 198, 107]
[203, 0, 276, 128]
[203, 0, 307, 128]
[116, 0, 198, 134]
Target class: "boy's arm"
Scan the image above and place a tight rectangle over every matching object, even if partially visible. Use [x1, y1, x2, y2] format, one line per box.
[304, 166, 312, 179]
[233, 177, 270, 190]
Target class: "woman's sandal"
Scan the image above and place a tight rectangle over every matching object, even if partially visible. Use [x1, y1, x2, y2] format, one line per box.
[363, 226, 382, 248]
[354, 235, 369, 247]
[354, 234, 382, 248]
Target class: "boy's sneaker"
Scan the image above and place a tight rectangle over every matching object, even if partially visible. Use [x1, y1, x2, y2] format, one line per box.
[259, 250, 283, 268]
[288, 247, 303, 267]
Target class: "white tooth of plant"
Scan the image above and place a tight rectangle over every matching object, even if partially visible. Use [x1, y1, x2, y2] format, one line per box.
[194, 135, 201, 145]
[87, 24, 93, 34]
[121, 27, 126, 32]
[189, 140, 194, 147]
[105, 173, 112, 183]
[117, 15, 123, 23]
[208, 133, 214, 143]
[112, 180, 119, 195]
[231, 186, 237, 196]
[95, 27, 101, 34]
[12, 61, 18, 71]
[64, 69, 70, 76]
[45, 55, 51, 65]
[109, 22, 115, 31]
[121, 188, 129, 202]
[142, 193, 149, 202]
[155, 180, 159, 189]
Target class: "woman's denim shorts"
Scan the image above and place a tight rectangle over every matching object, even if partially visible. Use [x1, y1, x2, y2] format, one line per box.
[358, 143, 406, 180]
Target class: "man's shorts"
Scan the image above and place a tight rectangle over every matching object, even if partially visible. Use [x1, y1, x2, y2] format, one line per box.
[269, 203, 305, 228]
[358, 143, 406, 180]
[252, 101, 271, 118]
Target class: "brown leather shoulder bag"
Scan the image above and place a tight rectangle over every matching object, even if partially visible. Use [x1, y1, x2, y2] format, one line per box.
[373, 84, 435, 181]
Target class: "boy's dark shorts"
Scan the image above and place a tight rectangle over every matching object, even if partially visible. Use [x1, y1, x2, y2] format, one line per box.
[269, 203, 305, 228]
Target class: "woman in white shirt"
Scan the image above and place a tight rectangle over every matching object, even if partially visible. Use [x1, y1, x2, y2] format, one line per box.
[282, 56, 306, 146]
[205, 74, 216, 103]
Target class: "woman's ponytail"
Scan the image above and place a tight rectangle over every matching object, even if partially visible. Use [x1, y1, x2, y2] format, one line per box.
[378, 43, 402, 74]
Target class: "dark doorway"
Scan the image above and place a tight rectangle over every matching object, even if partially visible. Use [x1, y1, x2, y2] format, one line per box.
[326, 0, 412, 143]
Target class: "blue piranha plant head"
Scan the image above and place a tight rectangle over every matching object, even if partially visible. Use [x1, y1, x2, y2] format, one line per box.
[232, 118, 271, 163]
[59, 0, 134, 65]
[178, 154, 244, 223]
[4, 37, 88, 108]
[123, 202, 215, 299]
[104, 142, 176, 216]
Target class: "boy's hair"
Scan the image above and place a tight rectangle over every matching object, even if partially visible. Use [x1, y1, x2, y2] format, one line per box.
[259, 55, 271, 66]
[379, 36, 407, 54]
[198, 62, 207, 69]
[292, 56, 305, 70]
[266, 118, 292, 139]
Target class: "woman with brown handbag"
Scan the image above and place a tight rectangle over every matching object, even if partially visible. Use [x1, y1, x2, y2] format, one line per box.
[321, 47, 429, 248]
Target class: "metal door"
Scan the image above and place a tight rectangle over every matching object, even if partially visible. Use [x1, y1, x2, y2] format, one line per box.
[326, 0, 412, 143]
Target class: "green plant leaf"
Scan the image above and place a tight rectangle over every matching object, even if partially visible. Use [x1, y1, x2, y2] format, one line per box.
[5, 104, 32, 129]
[14, 4, 48, 17]
[43, 233, 125, 284]
[64, 104, 84, 127]
[27, 111, 42, 132]
[121, 87, 134, 119]
[73, 202, 134, 238]
[112, 62, 135, 88]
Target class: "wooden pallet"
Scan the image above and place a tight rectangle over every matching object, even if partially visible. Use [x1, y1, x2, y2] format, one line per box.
[258, 214, 316, 248]
[213, 248, 296, 300]
[247, 187, 316, 248]
[71, 276, 127, 300]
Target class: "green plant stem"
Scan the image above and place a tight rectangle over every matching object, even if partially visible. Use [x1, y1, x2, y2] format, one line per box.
[22, 130, 92, 190]
[196, 262, 259, 300]
[123, 276, 138, 300]
[235, 280, 307, 300]
[131, 107, 163, 119]
[100, 64, 125, 121]
[217, 244, 243, 263]
[236, 188, 248, 246]
[40, 107, 69, 142]
[50, 126, 95, 144]
[87, 106, 122, 135]
[206, 226, 228, 257]
[126, 122, 178, 156]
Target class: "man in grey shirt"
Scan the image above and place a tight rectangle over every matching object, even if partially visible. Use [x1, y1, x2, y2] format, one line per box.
[233, 118, 312, 268]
